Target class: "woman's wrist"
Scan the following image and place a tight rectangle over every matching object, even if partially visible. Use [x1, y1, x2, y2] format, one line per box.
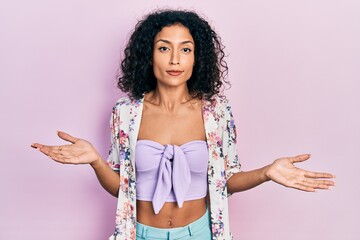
[90, 155, 103, 169]
[262, 164, 272, 182]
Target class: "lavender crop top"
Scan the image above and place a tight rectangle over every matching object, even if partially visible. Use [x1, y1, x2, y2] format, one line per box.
[135, 140, 209, 214]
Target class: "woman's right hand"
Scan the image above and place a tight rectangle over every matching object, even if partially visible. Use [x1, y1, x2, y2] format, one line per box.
[31, 131, 102, 167]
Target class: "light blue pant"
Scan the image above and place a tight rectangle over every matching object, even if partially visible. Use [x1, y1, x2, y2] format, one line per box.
[136, 208, 212, 240]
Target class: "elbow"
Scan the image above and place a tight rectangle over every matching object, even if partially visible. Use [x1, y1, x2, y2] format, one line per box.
[226, 174, 237, 194]
[110, 173, 120, 198]
[113, 189, 119, 198]
[226, 171, 244, 194]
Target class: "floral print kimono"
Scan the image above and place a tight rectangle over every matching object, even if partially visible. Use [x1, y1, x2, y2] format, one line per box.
[107, 94, 241, 240]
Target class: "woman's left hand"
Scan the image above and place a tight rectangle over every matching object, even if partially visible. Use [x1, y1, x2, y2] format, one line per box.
[266, 154, 335, 192]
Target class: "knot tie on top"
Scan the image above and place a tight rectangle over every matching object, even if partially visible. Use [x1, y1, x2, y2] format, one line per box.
[152, 144, 191, 214]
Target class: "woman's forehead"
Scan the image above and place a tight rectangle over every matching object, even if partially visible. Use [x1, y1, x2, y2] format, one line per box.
[154, 24, 194, 44]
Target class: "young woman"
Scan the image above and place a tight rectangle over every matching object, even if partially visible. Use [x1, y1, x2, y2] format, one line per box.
[31, 9, 335, 240]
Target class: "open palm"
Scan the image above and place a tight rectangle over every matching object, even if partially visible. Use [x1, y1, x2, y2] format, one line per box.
[31, 131, 101, 166]
[266, 154, 335, 192]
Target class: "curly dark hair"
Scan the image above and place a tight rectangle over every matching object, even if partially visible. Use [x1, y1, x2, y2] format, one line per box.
[117, 9, 229, 100]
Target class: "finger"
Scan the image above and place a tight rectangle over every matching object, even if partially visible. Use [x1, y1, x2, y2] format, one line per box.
[32, 143, 76, 164]
[290, 154, 311, 164]
[31, 143, 46, 150]
[48, 152, 68, 164]
[293, 182, 315, 192]
[53, 145, 70, 153]
[302, 178, 335, 189]
[38, 145, 59, 156]
[304, 171, 335, 179]
[34, 144, 61, 156]
[32, 143, 66, 153]
[303, 178, 335, 186]
[57, 131, 78, 144]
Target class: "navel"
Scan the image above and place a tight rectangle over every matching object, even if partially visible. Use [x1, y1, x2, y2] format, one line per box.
[167, 218, 172, 227]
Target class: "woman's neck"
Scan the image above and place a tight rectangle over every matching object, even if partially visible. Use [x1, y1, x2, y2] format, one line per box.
[145, 85, 194, 113]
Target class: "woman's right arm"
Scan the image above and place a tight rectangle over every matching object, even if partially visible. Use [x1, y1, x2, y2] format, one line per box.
[31, 131, 120, 197]
[90, 157, 120, 197]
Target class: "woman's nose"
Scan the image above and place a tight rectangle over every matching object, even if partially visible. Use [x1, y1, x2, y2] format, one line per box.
[169, 51, 180, 65]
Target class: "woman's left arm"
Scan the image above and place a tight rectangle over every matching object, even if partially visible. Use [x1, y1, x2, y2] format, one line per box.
[227, 154, 335, 194]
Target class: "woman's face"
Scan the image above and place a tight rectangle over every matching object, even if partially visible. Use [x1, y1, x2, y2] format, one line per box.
[152, 24, 195, 88]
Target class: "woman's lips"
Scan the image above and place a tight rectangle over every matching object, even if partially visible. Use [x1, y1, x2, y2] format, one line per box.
[166, 70, 183, 76]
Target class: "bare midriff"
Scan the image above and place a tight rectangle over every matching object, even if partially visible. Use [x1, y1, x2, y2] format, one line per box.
[136, 198, 207, 228]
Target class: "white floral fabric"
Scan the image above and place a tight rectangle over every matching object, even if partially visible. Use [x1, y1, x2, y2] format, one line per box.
[107, 94, 241, 240]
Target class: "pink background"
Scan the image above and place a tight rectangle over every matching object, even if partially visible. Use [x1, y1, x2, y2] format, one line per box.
[1, 0, 359, 239]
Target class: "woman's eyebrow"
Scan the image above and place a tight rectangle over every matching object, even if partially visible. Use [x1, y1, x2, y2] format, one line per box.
[155, 39, 194, 45]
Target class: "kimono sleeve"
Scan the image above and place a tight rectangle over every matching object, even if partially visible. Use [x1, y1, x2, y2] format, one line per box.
[106, 105, 121, 172]
[223, 100, 242, 182]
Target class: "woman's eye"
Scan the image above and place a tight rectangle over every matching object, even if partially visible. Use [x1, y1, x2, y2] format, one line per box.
[158, 47, 169, 52]
[182, 48, 192, 53]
